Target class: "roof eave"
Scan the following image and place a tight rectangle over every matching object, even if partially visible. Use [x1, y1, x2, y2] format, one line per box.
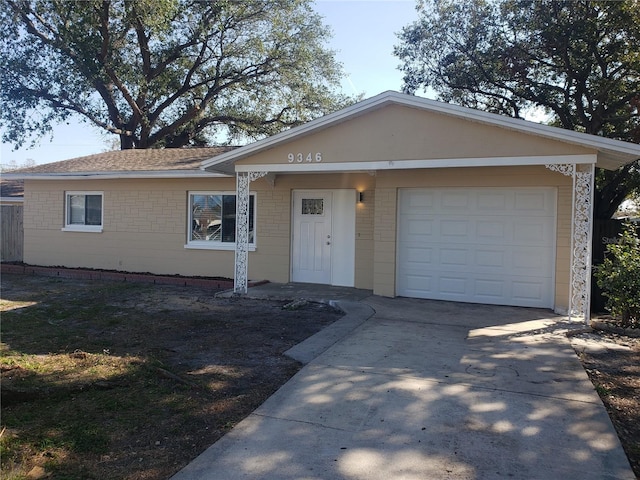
[596, 151, 640, 171]
[2, 170, 233, 180]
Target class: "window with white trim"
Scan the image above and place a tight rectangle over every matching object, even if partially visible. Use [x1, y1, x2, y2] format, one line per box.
[63, 192, 103, 232]
[187, 192, 255, 249]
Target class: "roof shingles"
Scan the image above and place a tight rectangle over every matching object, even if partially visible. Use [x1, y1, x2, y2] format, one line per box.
[11, 147, 234, 174]
[0, 179, 24, 198]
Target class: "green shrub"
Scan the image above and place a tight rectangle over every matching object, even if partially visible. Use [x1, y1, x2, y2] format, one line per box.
[594, 223, 640, 327]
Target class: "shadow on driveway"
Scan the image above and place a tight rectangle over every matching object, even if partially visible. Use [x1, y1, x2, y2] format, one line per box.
[172, 296, 634, 480]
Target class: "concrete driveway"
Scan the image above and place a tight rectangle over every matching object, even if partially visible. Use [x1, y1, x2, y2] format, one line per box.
[172, 293, 634, 480]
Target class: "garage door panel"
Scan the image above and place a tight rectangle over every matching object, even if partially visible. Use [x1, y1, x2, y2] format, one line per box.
[475, 249, 505, 268]
[515, 191, 549, 212]
[440, 219, 469, 238]
[513, 221, 554, 245]
[406, 218, 434, 237]
[474, 279, 505, 299]
[477, 192, 508, 211]
[512, 281, 546, 304]
[439, 276, 467, 295]
[476, 221, 506, 239]
[511, 245, 553, 262]
[403, 274, 434, 294]
[441, 191, 470, 209]
[404, 246, 433, 265]
[398, 188, 555, 308]
[440, 248, 469, 266]
[405, 191, 435, 211]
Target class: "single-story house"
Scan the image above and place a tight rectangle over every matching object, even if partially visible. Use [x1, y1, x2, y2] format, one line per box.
[6, 91, 640, 321]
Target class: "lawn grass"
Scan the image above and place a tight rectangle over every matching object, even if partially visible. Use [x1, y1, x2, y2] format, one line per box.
[1, 275, 341, 479]
[0, 279, 180, 478]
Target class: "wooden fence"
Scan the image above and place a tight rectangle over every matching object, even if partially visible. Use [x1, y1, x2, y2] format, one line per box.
[1, 205, 23, 262]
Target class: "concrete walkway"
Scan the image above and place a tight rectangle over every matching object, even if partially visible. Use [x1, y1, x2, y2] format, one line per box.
[173, 286, 634, 480]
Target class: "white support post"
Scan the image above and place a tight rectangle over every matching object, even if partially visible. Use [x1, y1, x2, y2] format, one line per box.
[545, 163, 595, 323]
[570, 163, 595, 322]
[234, 171, 267, 294]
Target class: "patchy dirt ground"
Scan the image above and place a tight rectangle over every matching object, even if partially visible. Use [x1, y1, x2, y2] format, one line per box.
[570, 328, 640, 477]
[0, 274, 343, 480]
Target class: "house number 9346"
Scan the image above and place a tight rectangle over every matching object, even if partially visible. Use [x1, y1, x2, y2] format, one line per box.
[287, 152, 323, 163]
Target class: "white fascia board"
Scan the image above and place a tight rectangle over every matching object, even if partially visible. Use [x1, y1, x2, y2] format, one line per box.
[235, 154, 596, 173]
[202, 91, 640, 171]
[2, 170, 232, 180]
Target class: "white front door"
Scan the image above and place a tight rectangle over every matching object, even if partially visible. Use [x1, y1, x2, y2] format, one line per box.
[292, 190, 333, 284]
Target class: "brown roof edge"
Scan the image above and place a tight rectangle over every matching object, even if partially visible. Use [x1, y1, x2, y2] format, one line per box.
[7, 146, 238, 175]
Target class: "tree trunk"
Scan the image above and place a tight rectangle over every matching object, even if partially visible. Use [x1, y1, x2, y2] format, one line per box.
[120, 135, 136, 150]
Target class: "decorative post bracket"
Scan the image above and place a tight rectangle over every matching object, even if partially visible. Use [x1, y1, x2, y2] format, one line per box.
[234, 171, 268, 294]
[545, 163, 595, 322]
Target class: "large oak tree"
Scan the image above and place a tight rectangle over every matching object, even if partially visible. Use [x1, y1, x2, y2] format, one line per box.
[395, 0, 640, 219]
[0, 0, 351, 150]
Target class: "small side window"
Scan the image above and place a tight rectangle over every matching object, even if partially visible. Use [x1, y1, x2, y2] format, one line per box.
[63, 192, 103, 232]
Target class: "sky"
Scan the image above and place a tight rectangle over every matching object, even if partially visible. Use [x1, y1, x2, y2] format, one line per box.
[0, 0, 419, 167]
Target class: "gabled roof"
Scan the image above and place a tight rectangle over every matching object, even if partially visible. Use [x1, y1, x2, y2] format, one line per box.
[3, 147, 235, 180]
[201, 91, 640, 172]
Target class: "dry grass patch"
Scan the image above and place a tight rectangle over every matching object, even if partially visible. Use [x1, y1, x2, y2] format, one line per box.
[1, 274, 342, 480]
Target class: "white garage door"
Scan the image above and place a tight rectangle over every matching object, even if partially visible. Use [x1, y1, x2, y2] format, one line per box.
[397, 187, 556, 308]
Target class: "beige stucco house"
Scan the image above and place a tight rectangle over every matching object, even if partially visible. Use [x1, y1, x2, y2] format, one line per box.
[6, 92, 640, 320]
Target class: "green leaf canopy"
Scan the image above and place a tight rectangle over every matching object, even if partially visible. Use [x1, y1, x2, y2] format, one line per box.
[395, 0, 640, 218]
[1, 0, 352, 149]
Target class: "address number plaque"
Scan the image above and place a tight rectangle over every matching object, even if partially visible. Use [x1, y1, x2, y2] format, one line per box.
[287, 152, 323, 163]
